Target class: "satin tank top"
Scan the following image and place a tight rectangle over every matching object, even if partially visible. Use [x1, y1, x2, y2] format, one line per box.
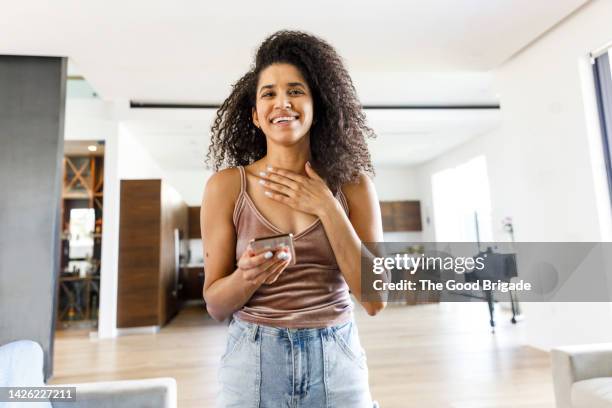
[233, 166, 354, 328]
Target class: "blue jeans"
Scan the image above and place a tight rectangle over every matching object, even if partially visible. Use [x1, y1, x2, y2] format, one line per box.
[217, 316, 379, 408]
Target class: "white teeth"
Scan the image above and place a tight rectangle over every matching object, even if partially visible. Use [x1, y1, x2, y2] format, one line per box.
[272, 116, 297, 124]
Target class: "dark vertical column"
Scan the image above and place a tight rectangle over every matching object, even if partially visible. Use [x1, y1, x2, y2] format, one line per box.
[0, 55, 66, 380]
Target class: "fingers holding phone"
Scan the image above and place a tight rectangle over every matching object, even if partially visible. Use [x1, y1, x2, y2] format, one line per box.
[249, 233, 296, 265]
[249, 233, 295, 285]
[262, 246, 292, 284]
[237, 244, 292, 286]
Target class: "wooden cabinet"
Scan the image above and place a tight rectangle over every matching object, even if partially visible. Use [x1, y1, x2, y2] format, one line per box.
[179, 266, 205, 301]
[117, 179, 188, 328]
[380, 201, 422, 232]
[187, 206, 201, 239]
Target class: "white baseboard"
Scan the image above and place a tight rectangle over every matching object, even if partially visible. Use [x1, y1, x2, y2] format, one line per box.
[115, 326, 160, 336]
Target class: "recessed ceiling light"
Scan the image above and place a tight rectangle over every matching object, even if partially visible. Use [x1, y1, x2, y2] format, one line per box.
[88, 145, 97, 152]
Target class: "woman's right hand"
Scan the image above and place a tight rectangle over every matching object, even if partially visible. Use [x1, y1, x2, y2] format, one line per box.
[237, 245, 292, 286]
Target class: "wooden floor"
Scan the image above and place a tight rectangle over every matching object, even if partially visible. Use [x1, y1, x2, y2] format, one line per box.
[50, 302, 555, 408]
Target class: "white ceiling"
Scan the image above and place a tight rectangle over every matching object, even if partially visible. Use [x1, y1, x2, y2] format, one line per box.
[2, 0, 588, 169]
[1, 0, 587, 103]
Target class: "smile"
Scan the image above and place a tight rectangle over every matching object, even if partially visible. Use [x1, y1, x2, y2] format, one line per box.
[270, 116, 299, 124]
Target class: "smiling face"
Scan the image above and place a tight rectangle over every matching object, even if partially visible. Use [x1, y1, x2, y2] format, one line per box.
[252, 63, 314, 146]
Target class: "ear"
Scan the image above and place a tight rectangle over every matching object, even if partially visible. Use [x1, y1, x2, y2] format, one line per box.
[252, 107, 260, 129]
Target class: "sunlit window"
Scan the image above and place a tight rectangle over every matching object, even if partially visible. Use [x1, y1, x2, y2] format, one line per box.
[431, 155, 493, 242]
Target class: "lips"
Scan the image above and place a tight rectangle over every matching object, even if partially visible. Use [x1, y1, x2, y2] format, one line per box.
[269, 112, 299, 124]
[271, 116, 298, 124]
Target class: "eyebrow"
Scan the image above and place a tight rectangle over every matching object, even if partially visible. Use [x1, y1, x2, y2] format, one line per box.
[259, 82, 306, 93]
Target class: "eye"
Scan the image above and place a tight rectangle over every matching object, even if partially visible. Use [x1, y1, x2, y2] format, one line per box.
[261, 92, 274, 98]
[289, 89, 304, 96]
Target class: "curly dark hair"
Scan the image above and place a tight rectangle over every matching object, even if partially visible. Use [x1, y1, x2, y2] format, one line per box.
[206, 30, 376, 193]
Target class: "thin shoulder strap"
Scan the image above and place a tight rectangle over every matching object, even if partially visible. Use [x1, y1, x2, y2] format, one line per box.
[337, 188, 350, 215]
[238, 165, 246, 194]
[233, 166, 247, 226]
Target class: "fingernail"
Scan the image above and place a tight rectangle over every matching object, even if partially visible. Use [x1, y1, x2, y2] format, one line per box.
[267, 166, 273, 171]
[306, 161, 311, 167]
[264, 191, 272, 197]
[264, 251, 273, 259]
[277, 252, 289, 260]
[258, 179, 266, 185]
[259, 171, 267, 177]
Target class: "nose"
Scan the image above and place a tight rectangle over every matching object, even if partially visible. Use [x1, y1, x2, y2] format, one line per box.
[274, 94, 292, 110]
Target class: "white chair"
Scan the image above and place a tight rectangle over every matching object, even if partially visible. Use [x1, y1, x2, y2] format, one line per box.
[552, 343, 612, 408]
[0, 340, 177, 408]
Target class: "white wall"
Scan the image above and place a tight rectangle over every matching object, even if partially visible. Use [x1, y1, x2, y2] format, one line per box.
[374, 167, 419, 201]
[64, 99, 115, 142]
[414, 0, 612, 350]
[494, 0, 612, 350]
[164, 169, 212, 206]
[117, 124, 166, 180]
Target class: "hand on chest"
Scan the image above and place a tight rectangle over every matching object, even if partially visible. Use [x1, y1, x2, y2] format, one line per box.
[246, 176, 319, 236]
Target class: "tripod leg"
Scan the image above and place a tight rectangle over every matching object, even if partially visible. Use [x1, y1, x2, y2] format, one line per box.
[509, 289, 518, 324]
[485, 290, 495, 333]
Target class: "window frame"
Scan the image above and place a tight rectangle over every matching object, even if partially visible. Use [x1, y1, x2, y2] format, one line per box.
[592, 51, 612, 208]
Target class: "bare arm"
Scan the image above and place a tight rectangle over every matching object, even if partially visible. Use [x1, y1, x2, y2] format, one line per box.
[319, 174, 387, 315]
[201, 169, 291, 322]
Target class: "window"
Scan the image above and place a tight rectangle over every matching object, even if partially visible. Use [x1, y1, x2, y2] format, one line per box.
[68, 208, 95, 259]
[592, 50, 612, 206]
[431, 155, 493, 242]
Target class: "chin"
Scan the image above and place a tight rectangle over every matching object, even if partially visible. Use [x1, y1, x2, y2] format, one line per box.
[269, 134, 304, 146]
[266, 129, 309, 146]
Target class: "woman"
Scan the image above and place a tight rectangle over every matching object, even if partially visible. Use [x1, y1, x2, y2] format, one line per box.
[202, 30, 385, 408]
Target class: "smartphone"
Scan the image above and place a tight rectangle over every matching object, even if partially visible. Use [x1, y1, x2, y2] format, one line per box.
[249, 233, 296, 265]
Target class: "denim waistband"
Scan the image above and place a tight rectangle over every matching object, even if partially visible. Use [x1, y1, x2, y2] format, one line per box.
[231, 315, 352, 340]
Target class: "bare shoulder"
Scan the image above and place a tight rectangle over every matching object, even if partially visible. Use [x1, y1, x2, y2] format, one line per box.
[340, 172, 377, 204]
[340, 172, 382, 241]
[203, 167, 242, 210]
